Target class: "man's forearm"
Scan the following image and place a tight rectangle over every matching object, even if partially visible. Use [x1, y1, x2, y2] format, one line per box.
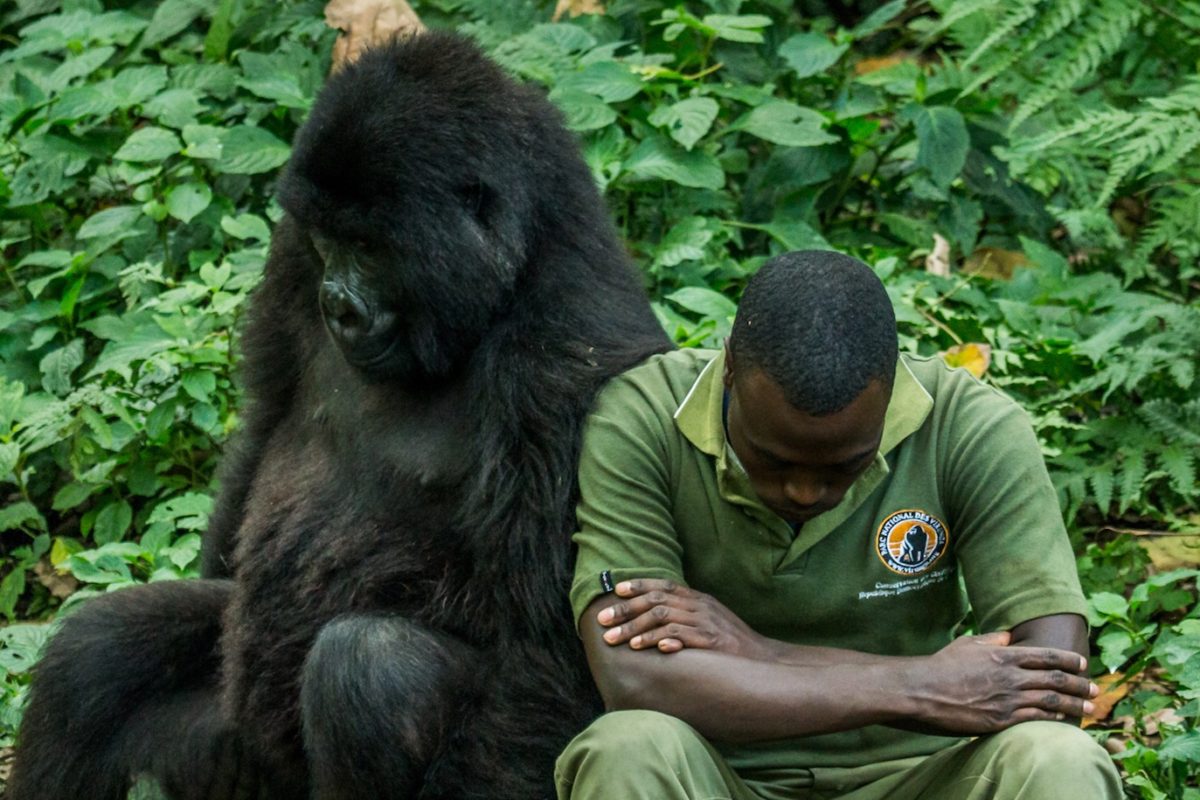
[582, 593, 1095, 742]
[597, 645, 912, 742]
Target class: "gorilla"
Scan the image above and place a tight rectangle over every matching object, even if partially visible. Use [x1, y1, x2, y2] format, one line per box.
[9, 31, 671, 800]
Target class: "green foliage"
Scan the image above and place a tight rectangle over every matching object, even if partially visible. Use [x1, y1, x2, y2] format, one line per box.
[0, 0, 333, 753]
[0, 0, 1198, 795]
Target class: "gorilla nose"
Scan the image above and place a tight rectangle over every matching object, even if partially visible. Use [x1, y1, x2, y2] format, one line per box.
[320, 281, 371, 342]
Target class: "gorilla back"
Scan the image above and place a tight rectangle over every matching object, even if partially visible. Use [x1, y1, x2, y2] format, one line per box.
[9, 31, 672, 800]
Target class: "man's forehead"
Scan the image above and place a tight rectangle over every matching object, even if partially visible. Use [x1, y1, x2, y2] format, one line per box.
[732, 368, 890, 459]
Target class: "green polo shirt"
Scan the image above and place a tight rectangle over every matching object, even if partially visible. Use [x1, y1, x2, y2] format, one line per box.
[570, 348, 1086, 774]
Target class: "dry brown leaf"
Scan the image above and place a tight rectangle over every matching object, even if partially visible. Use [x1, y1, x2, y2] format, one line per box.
[940, 343, 992, 379]
[854, 53, 912, 75]
[1144, 705, 1185, 736]
[1139, 534, 1200, 571]
[325, 0, 425, 71]
[552, 0, 605, 21]
[925, 233, 952, 277]
[33, 558, 78, 600]
[1083, 672, 1135, 728]
[962, 247, 1027, 280]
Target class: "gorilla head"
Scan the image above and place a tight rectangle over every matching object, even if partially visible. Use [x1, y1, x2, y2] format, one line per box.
[278, 32, 548, 383]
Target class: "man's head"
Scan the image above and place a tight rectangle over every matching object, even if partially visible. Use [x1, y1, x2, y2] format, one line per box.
[724, 250, 898, 524]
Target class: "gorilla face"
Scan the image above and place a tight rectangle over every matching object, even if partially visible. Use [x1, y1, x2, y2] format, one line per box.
[277, 36, 540, 385]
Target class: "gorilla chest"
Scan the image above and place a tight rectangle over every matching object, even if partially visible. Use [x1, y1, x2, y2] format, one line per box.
[231, 382, 477, 614]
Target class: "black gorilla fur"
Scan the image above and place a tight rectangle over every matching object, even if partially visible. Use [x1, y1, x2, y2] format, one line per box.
[10, 32, 671, 800]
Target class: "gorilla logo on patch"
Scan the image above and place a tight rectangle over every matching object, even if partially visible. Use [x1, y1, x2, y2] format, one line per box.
[875, 509, 949, 575]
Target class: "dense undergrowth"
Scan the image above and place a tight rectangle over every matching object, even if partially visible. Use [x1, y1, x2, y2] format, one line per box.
[0, 0, 1198, 795]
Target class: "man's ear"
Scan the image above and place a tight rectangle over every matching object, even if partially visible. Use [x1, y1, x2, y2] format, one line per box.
[723, 338, 734, 389]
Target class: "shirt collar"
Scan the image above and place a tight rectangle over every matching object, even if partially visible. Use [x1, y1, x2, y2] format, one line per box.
[673, 349, 934, 472]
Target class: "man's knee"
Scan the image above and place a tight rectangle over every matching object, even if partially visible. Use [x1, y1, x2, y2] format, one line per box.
[989, 721, 1122, 796]
[565, 710, 703, 762]
[556, 710, 717, 792]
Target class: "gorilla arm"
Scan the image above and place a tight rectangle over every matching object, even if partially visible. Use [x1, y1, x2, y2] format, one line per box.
[579, 591, 1096, 744]
[200, 216, 315, 578]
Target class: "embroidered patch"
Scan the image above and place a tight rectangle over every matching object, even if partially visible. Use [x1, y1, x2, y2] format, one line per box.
[875, 509, 949, 575]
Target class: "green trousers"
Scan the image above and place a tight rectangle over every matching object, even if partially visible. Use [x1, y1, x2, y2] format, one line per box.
[555, 711, 1123, 800]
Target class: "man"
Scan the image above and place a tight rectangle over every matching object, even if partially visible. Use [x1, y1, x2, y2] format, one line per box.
[556, 251, 1122, 799]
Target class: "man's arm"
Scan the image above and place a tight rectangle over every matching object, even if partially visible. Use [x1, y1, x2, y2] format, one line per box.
[581, 585, 1096, 743]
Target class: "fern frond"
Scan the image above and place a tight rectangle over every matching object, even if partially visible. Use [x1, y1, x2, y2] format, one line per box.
[1118, 449, 1147, 513]
[1176, 0, 1200, 28]
[1089, 467, 1115, 513]
[1010, 108, 1135, 154]
[1168, 358, 1195, 392]
[961, 0, 1041, 70]
[1097, 115, 1181, 205]
[926, 0, 1006, 38]
[1160, 447, 1198, 498]
[1140, 399, 1200, 448]
[1010, 0, 1146, 128]
[962, 0, 1085, 95]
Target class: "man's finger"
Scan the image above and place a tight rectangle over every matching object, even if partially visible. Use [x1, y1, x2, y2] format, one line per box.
[629, 618, 704, 650]
[616, 578, 690, 597]
[1007, 645, 1088, 673]
[1018, 670, 1097, 698]
[597, 590, 694, 626]
[1017, 689, 1094, 718]
[602, 606, 692, 644]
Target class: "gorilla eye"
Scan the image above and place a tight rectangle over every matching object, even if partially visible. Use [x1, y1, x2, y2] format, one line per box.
[458, 180, 494, 223]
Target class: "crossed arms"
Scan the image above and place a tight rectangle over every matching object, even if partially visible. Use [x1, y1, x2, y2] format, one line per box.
[580, 579, 1096, 744]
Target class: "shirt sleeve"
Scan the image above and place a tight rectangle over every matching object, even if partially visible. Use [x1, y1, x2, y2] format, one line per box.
[570, 380, 686, 630]
[942, 379, 1087, 632]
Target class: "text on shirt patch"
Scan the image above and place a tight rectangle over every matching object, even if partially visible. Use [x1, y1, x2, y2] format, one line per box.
[874, 509, 949, 575]
[858, 566, 953, 600]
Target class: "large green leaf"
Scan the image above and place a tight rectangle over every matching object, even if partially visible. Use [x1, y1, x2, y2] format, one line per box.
[114, 127, 182, 162]
[142, 0, 207, 47]
[666, 286, 737, 319]
[779, 33, 848, 78]
[166, 183, 212, 224]
[910, 105, 969, 188]
[623, 136, 725, 190]
[648, 97, 719, 150]
[550, 88, 617, 132]
[238, 52, 311, 109]
[215, 126, 290, 174]
[734, 101, 838, 148]
[556, 61, 642, 103]
[143, 89, 205, 129]
[704, 14, 772, 44]
[77, 206, 143, 239]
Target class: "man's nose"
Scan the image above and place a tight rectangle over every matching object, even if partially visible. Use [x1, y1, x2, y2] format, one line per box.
[783, 475, 825, 508]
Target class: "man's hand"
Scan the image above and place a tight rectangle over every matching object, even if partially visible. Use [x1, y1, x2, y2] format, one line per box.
[597, 579, 774, 659]
[590, 582, 1098, 737]
[900, 631, 1098, 734]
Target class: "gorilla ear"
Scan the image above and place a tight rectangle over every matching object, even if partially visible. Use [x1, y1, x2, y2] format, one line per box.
[458, 180, 496, 225]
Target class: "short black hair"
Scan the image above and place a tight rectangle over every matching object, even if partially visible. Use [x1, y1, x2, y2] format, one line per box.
[729, 250, 898, 415]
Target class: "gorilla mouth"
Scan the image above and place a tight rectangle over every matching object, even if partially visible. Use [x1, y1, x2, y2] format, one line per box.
[324, 321, 401, 374]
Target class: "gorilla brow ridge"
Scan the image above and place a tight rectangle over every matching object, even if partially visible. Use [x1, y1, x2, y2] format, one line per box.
[730, 250, 898, 416]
